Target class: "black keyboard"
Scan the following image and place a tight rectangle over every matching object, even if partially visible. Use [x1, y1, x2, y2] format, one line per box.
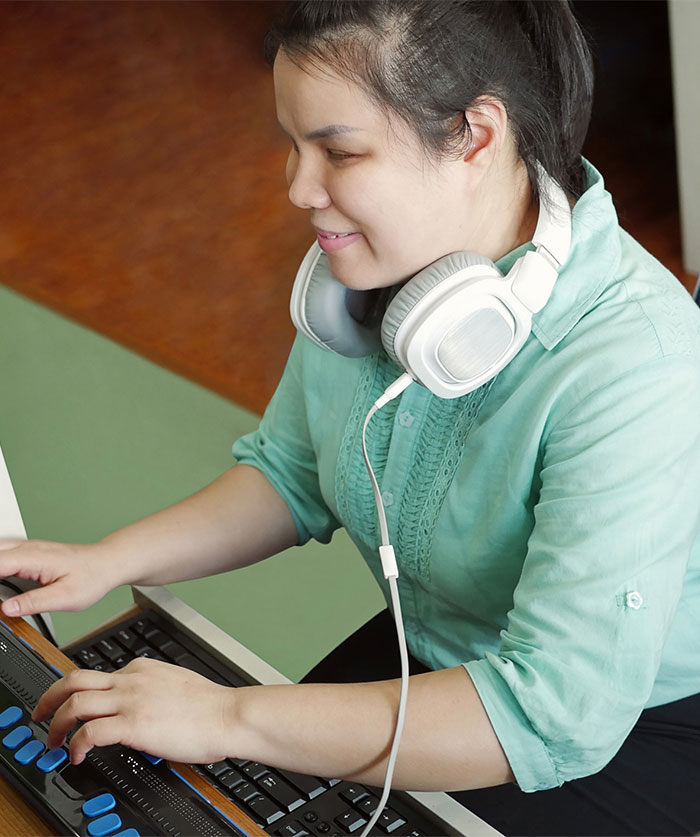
[0, 616, 247, 837]
[67, 610, 447, 837]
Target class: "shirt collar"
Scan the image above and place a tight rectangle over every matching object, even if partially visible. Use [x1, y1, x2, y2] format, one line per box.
[495, 159, 622, 351]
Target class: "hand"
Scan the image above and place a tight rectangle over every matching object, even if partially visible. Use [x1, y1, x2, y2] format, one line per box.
[0, 539, 116, 617]
[32, 658, 235, 765]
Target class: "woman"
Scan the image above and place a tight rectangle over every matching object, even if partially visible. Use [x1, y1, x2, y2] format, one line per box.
[1, 2, 699, 834]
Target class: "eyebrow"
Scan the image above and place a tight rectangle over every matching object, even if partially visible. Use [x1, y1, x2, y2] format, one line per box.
[304, 124, 361, 141]
[278, 121, 362, 143]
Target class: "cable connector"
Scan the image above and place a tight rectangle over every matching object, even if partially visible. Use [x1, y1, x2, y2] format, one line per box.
[372, 372, 413, 411]
[379, 544, 399, 579]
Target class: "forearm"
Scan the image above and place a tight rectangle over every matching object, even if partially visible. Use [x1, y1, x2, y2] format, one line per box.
[228, 667, 514, 792]
[99, 464, 299, 588]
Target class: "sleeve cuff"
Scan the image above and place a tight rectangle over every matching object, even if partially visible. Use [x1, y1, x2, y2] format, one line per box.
[463, 657, 561, 792]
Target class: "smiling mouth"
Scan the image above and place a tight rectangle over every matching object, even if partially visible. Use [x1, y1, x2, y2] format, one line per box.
[316, 230, 356, 239]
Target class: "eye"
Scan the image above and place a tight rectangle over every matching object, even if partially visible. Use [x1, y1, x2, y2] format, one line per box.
[326, 148, 357, 162]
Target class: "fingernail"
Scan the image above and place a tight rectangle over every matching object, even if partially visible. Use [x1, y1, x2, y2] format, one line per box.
[2, 599, 19, 616]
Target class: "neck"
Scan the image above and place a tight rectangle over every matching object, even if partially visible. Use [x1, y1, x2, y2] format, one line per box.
[468, 159, 538, 263]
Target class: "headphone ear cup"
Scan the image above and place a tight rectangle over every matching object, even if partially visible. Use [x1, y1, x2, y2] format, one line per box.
[381, 252, 500, 367]
[290, 244, 382, 357]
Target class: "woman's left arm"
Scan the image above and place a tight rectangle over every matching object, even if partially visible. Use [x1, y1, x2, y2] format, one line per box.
[33, 659, 514, 791]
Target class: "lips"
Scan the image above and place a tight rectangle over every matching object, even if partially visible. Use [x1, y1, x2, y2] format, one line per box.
[314, 227, 362, 254]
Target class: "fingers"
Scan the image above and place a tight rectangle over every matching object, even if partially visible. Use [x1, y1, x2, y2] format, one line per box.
[33, 669, 113, 725]
[1, 583, 67, 619]
[33, 670, 120, 763]
[67, 716, 133, 765]
[2, 588, 47, 618]
[49, 691, 120, 754]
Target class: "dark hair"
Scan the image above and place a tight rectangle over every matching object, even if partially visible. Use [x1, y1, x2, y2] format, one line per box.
[264, 0, 594, 201]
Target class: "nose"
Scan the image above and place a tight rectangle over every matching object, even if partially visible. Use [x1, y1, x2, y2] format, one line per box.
[286, 150, 331, 210]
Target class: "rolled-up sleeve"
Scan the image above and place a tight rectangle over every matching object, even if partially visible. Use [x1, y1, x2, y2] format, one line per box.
[465, 353, 700, 791]
[232, 337, 340, 546]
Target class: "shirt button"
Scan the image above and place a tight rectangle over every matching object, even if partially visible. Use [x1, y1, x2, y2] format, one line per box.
[398, 410, 415, 428]
[381, 491, 394, 506]
[626, 591, 644, 610]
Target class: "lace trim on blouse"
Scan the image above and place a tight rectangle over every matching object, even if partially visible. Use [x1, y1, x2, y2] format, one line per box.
[334, 352, 494, 581]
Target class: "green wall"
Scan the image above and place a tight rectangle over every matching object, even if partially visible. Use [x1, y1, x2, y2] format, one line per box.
[0, 285, 383, 681]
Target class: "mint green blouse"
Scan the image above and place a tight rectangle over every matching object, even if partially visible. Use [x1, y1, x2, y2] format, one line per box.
[232, 161, 700, 793]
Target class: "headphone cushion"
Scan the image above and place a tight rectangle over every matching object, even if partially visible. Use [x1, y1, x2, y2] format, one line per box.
[295, 251, 382, 358]
[381, 251, 501, 366]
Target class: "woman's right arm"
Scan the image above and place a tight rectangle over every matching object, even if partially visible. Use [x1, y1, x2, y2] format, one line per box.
[0, 463, 299, 619]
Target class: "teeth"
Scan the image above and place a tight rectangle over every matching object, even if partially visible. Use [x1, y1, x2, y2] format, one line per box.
[325, 232, 352, 239]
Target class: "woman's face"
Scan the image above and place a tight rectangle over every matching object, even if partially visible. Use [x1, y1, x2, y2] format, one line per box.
[273, 50, 475, 290]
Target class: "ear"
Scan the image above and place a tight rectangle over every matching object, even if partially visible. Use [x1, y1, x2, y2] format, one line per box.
[462, 97, 509, 170]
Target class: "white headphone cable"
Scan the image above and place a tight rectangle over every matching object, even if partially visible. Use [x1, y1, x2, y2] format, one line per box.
[358, 372, 412, 837]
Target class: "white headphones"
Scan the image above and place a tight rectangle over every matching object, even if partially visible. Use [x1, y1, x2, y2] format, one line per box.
[290, 166, 571, 398]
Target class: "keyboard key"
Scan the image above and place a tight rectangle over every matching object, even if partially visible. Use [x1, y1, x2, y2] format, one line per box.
[242, 761, 269, 781]
[0, 705, 23, 729]
[160, 640, 189, 662]
[275, 822, 311, 837]
[356, 795, 379, 816]
[146, 629, 175, 652]
[83, 793, 117, 818]
[232, 782, 258, 803]
[87, 812, 122, 836]
[36, 748, 68, 773]
[113, 831, 142, 837]
[96, 639, 123, 662]
[334, 809, 367, 833]
[114, 628, 139, 651]
[74, 648, 104, 669]
[173, 653, 214, 677]
[339, 784, 368, 805]
[247, 793, 285, 825]
[377, 808, 407, 833]
[219, 769, 245, 790]
[258, 773, 306, 811]
[132, 618, 159, 638]
[2, 725, 33, 750]
[258, 773, 305, 812]
[204, 760, 231, 778]
[135, 648, 166, 662]
[14, 739, 44, 765]
[277, 768, 327, 800]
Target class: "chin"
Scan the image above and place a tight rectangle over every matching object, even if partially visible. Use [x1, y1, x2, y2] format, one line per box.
[331, 262, 408, 292]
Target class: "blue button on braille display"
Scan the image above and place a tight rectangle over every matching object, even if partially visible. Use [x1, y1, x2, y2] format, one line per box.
[113, 830, 141, 837]
[14, 739, 44, 765]
[0, 706, 23, 729]
[36, 747, 68, 773]
[87, 813, 122, 836]
[83, 793, 117, 818]
[2, 725, 33, 750]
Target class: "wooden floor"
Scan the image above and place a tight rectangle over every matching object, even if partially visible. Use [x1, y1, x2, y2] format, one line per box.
[0, 0, 695, 416]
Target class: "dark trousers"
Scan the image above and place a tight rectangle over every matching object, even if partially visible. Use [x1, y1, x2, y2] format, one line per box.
[301, 610, 700, 836]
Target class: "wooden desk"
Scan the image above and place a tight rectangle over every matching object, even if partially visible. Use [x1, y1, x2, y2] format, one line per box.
[0, 613, 265, 837]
